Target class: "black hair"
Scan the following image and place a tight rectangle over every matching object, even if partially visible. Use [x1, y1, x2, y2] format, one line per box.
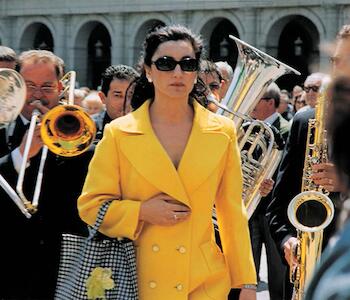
[100, 65, 139, 95]
[328, 76, 350, 191]
[131, 24, 207, 110]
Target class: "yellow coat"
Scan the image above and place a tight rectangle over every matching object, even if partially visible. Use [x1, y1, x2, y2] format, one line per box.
[78, 100, 256, 300]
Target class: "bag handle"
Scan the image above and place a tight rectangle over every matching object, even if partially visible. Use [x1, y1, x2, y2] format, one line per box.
[88, 200, 113, 239]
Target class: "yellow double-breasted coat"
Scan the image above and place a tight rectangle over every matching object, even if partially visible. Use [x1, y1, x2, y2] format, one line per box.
[78, 100, 256, 300]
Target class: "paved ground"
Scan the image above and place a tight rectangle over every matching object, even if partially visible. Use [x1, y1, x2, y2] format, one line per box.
[257, 245, 270, 300]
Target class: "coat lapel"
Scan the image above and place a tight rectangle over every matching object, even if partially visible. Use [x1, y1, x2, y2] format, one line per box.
[118, 100, 230, 207]
[178, 102, 230, 195]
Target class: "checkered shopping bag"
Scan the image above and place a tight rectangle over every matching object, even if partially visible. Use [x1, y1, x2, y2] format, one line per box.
[55, 200, 138, 300]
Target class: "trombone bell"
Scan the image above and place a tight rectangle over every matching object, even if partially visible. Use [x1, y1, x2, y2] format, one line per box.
[41, 104, 96, 157]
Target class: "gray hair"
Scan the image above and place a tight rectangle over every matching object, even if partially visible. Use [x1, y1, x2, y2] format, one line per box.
[304, 72, 327, 86]
[215, 61, 234, 82]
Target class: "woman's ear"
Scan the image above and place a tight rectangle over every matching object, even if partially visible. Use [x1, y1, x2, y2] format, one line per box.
[145, 66, 153, 83]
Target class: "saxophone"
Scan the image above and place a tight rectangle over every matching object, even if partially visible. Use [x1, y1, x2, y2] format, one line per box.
[287, 77, 335, 300]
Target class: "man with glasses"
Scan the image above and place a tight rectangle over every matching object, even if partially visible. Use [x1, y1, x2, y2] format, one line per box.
[0, 50, 93, 299]
[199, 60, 224, 112]
[267, 26, 350, 299]
[296, 73, 327, 114]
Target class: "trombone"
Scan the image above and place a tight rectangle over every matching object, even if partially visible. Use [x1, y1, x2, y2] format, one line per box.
[14, 71, 96, 216]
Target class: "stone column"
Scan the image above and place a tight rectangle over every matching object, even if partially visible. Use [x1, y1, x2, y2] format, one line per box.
[320, 4, 339, 71]
[51, 15, 67, 66]
[110, 13, 125, 65]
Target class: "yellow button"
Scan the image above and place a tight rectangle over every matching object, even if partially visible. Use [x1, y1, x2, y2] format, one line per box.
[149, 281, 157, 289]
[176, 284, 183, 291]
[178, 246, 186, 254]
[152, 244, 160, 252]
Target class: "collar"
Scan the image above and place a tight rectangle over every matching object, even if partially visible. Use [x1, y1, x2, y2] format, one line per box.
[264, 111, 279, 125]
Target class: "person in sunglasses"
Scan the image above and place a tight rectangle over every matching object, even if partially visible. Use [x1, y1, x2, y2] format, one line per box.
[296, 72, 327, 115]
[78, 24, 256, 300]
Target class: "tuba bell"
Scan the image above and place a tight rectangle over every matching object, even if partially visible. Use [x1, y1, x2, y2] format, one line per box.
[0, 68, 26, 128]
[210, 36, 300, 219]
[0, 68, 32, 218]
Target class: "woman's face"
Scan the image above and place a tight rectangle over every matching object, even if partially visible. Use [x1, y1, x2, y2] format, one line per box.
[146, 40, 198, 100]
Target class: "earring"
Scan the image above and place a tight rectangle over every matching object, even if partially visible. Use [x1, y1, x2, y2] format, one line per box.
[194, 78, 197, 84]
[147, 77, 153, 83]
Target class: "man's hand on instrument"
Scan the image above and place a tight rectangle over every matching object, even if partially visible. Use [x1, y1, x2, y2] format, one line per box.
[311, 163, 345, 192]
[283, 236, 298, 268]
[259, 178, 275, 197]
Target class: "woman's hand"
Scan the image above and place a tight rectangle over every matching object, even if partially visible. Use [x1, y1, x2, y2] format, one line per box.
[239, 288, 256, 300]
[139, 193, 191, 226]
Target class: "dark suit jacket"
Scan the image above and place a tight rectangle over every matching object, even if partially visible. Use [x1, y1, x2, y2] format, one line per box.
[250, 113, 289, 217]
[0, 116, 93, 299]
[266, 108, 339, 258]
[271, 113, 291, 143]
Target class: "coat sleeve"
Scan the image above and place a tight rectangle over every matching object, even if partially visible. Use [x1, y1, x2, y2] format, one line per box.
[78, 124, 143, 240]
[215, 124, 257, 288]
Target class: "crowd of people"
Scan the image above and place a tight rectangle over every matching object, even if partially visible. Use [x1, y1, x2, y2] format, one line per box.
[0, 22, 350, 300]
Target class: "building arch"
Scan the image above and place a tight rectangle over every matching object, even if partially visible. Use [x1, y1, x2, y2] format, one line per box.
[129, 14, 170, 65]
[73, 20, 112, 88]
[199, 17, 240, 69]
[263, 10, 323, 89]
[18, 22, 54, 52]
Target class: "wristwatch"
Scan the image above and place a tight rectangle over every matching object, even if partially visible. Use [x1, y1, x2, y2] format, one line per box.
[241, 284, 257, 290]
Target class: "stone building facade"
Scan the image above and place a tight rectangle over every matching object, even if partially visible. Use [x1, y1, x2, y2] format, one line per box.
[0, 0, 348, 89]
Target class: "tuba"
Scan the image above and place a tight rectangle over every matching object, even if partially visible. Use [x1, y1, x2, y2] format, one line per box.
[0, 68, 32, 218]
[13, 71, 95, 216]
[287, 77, 334, 300]
[210, 36, 300, 219]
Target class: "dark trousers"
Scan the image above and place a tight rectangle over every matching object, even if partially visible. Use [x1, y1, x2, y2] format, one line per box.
[249, 213, 287, 300]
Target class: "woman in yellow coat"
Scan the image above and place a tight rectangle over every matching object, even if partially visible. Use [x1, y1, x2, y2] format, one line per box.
[78, 25, 256, 300]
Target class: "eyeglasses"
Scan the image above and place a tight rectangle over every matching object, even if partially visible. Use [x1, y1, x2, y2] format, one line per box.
[330, 55, 350, 65]
[208, 82, 220, 91]
[152, 56, 198, 72]
[26, 83, 57, 95]
[304, 86, 320, 93]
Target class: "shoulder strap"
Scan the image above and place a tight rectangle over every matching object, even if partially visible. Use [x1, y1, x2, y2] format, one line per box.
[88, 200, 113, 239]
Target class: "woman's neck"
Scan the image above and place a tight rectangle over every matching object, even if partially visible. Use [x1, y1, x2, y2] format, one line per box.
[150, 96, 193, 124]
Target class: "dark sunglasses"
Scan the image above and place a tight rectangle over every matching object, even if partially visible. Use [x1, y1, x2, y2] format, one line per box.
[304, 85, 320, 93]
[152, 56, 199, 72]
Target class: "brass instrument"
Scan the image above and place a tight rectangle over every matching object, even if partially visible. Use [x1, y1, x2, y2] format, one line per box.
[41, 71, 96, 157]
[0, 68, 26, 128]
[210, 36, 300, 219]
[287, 77, 335, 300]
[15, 71, 96, 215]
[0, 68, 32, 218]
